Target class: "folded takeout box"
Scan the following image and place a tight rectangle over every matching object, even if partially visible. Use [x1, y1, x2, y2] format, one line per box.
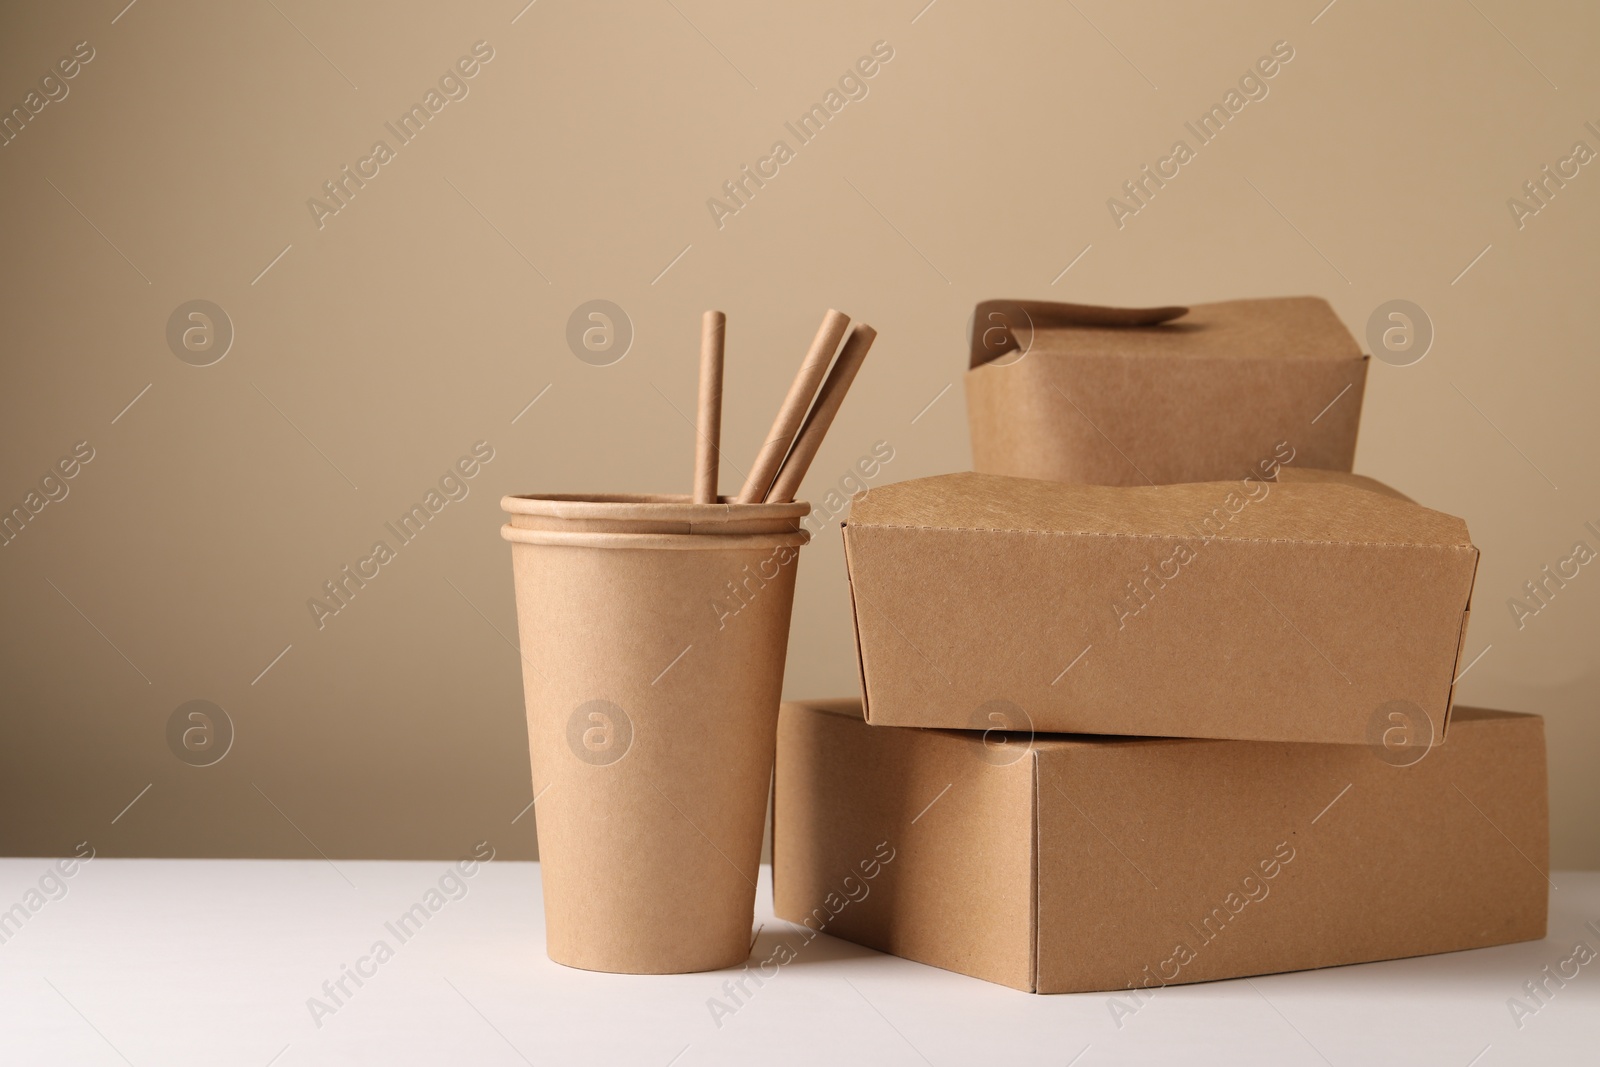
[842, 469, 1477, 744]
[965, 297, 1367, 486]
[773, 699, 1548, 994]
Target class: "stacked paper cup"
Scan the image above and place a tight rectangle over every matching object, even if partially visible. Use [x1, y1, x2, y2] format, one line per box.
[500, 493, 809, 973]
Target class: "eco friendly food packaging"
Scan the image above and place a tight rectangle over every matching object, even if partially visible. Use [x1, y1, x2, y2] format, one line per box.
[965, 297, 1367, 486]
[773, 699, 1549, 994]
[501, 493, 809, 974]
[841, 469, 1477, 744]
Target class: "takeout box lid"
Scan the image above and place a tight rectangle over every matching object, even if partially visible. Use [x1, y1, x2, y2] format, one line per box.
[969, 296, 1364, 369]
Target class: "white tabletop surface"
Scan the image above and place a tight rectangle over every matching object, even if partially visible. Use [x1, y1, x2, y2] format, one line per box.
[0, 859, 1594, 1066]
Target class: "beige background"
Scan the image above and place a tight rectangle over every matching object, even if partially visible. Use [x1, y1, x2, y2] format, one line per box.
[1, 0, 1595, 867]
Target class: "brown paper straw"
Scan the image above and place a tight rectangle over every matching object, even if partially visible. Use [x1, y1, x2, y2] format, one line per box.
[694, 311, 725, 504]
[765, 324, 876, 504]
[736, 309, 851, 504]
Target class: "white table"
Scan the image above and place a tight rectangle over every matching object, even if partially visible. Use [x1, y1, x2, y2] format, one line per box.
[0, 860, 1594, 1065]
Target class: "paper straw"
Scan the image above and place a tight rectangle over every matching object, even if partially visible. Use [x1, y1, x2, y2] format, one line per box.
[765, 324, 876, 504]
[694, 311, 725, 504]
[736, 309, 850, 504]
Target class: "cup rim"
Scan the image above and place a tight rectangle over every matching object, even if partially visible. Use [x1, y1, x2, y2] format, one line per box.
[500, 493, 811, 523]
[500, 524, 810, 551]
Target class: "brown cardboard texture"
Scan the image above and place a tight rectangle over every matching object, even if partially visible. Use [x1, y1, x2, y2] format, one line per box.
[501, 494, 809, 974]
[773, 699, 1549, 994]
[843, 471, 1477, 744]
[965, 297, 1367, 486]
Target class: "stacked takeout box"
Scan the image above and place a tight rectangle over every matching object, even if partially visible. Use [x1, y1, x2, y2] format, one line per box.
[772, 296, 1549, 993]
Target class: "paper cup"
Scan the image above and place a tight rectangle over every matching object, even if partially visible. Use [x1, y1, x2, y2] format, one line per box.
[501, 494, 810, 974]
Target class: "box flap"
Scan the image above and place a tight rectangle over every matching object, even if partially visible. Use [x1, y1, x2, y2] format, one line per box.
[971, 296, 1361, 370]
[841, 525, 874, 721]
[1441, 553, 1481, 740]
[971, 299, 1189, 368]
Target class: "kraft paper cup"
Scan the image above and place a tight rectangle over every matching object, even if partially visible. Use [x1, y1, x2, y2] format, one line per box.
[500, 494, 810, 974]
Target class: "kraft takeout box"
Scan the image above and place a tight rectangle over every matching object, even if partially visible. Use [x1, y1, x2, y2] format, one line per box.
[965, 297, 1367, 485]
[842, 469, 1477, 744]
[773, 699, 1548, 994]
